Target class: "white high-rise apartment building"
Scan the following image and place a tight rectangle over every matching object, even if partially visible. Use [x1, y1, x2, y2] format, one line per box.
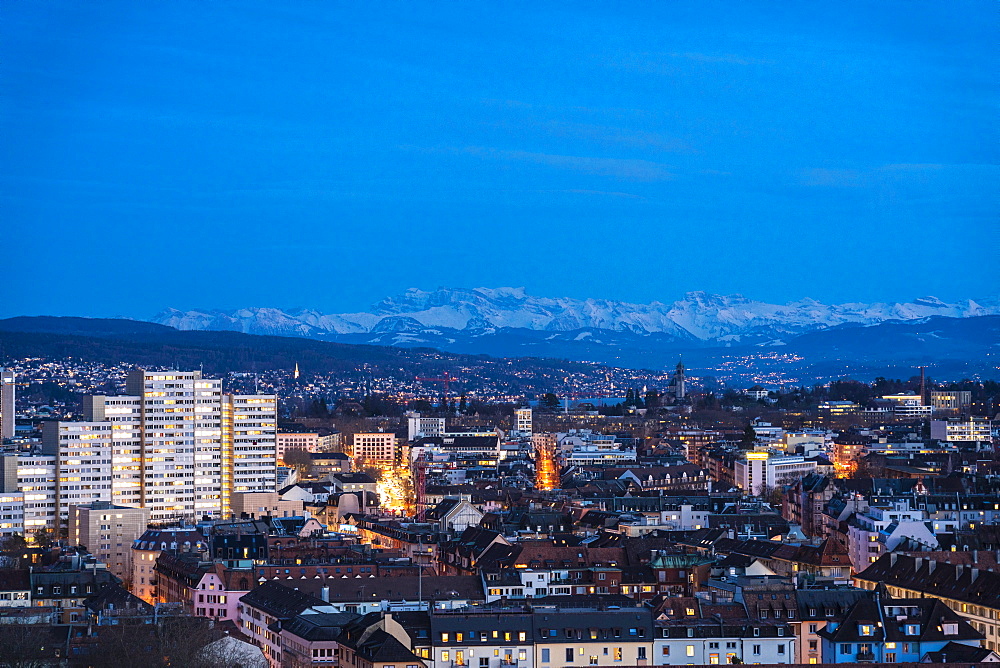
[17, 455, 57, 533]
[1, 454, 57, 535]
[41, 422, 114, 523]
[515, 407, 532, 435]
[68, 368, 278, 523]
[224, 393, 278, 501]
[0, 369, 15, 440]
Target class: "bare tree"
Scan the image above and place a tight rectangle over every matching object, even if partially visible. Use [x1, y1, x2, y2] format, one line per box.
[83, 615, 256, 668]
[0, 620, 55, 668]
[282, 448, 312, 475]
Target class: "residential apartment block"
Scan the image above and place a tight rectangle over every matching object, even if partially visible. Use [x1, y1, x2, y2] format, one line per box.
[68, 501, 150, 580]
[40, 369, 278, 526]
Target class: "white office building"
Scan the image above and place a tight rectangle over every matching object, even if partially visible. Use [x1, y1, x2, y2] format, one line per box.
[407, 414, 446, 442]
[735, 452, 818, 495]
[931, 417, 992, 443]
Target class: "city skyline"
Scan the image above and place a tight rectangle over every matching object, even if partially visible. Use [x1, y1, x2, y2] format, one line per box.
[3, 1, 997, 319]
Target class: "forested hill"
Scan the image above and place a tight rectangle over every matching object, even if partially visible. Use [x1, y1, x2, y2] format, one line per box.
[0, 316, 636, 389]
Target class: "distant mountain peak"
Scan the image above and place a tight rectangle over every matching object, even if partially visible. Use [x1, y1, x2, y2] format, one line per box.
[152, 288, 1000, 351]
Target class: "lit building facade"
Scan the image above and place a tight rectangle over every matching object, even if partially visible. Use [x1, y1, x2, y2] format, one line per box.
[351, 432, 398, 464]
[931, 417, 992, 443]
[515, 407, 532, 434]
[15, 455, 56, 535]
[0, 491, 23, 536]
[276, 432, 321, 463]
[735, 452, 818, 495]
[58, 369, 277, 524]
[930, 390, 972, 414]
[42, 421, 114, 524]
[0, 453, 56, 538]
[69, 501, 150, 580]
[882, 393, 933, 418]
[407, 414, 446, 442]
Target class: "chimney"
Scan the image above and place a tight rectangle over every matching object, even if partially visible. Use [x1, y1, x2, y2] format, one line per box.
[956, 564, 965, 580]
[890, 553, 898, 567]
[915, 557, 924, 572]
[321, 586, 330, 602]
[928, 560, 936, 574]
[973, 550, 979, 565]
[972, 568, 980, 583]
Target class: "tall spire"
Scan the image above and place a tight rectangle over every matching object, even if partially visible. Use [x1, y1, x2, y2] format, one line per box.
[673, 356, 686, 400]
[293, 362, 300, 380]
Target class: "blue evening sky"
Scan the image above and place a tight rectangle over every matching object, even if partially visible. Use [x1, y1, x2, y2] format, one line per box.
[2, 1, 997, 318]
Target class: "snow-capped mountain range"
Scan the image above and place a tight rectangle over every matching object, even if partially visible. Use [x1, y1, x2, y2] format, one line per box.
[151, 287, 998, 348]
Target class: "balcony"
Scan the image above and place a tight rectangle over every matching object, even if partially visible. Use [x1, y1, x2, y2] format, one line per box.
[856, 650, 876, 661]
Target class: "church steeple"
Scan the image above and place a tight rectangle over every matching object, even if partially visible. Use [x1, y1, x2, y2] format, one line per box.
[673, 356, 686, 400]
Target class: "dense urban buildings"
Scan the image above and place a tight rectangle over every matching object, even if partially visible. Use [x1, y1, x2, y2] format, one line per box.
[0, 358, 997, 667]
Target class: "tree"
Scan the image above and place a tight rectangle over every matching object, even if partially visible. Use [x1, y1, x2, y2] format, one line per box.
[282, 448, 312, 475]
[0, 620, 52, 668]
[0, 534, 27, 553]
[540, 393, 560, 411]
[29, 528, 55, 550]
[459, 394, 467, 414]
[697, 393, 720, 411]
[644, 389, 660, 409]
[307, 397, 329, 418]
[828, 379, 872, 405]
[86, 615, 262, 668]
[757, 484, 784, 506]
[741, 423, 757, 448]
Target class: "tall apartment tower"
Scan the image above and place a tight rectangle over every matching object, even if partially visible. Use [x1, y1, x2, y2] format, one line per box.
[41, 422, 114, 523]
[0, 453, 58, 536]
[77, 369, 276, 523]
[0, 369, 15, 440]
[515, 407, 533, 435]
[222, 393, 278, 512]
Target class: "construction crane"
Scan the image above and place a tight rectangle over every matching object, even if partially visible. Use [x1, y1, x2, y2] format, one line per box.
[412, 454, 431, 518]
[414, 371, 460, 403]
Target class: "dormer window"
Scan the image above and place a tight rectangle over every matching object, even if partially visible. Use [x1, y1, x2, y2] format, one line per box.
[859, 625, 873, 636]
[906, 625, 920, 636]
[942, 623, 958, 635]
